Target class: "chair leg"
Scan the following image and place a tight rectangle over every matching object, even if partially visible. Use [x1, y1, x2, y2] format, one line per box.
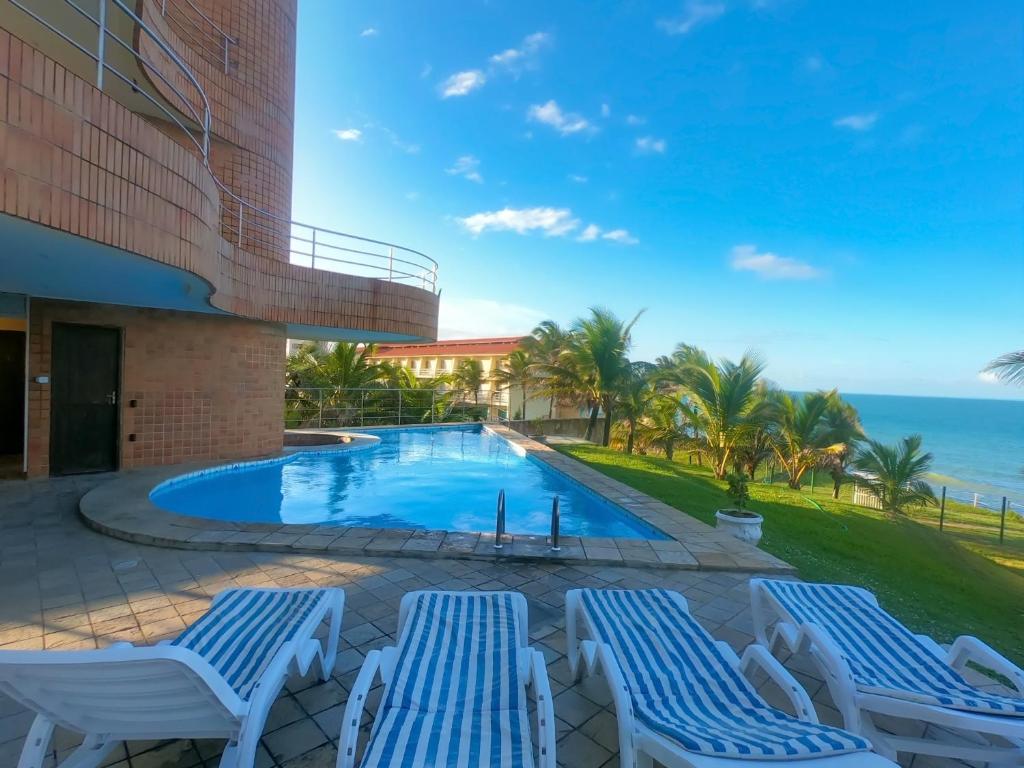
[319, 591, 344, 680]
[17, 715, 55, 768]
[565, 590, 582, 681]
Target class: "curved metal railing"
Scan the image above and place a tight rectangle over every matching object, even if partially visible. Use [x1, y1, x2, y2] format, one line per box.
[6, 0, 439, 293]
[158, 0, 236, 74]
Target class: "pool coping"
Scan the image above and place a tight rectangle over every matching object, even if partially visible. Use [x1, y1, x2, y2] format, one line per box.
[78, 425, 794, 573]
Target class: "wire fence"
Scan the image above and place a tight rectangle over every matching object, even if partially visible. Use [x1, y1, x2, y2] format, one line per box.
[285, 387, 507, 428]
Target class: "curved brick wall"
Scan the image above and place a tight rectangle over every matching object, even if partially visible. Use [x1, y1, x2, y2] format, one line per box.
[0, 30, 440, 339]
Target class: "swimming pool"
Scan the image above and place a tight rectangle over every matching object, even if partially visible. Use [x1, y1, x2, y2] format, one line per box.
[150, 425, 667, 540]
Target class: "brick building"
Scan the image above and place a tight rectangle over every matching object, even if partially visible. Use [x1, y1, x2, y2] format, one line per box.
[0, 1, 439, 477]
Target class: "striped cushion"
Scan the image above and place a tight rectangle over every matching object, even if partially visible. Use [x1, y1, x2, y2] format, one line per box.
[172, 588, 325, 701]
[760, 580, 1024, 717]
[580, 589, 871, 759]
[360, 592, 533, 768]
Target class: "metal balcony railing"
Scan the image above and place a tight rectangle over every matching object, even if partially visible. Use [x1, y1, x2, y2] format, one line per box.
[7, 0, 439, 294]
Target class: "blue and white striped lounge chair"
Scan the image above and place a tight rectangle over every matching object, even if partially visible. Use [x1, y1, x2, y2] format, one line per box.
[337, 590, 555, 768]
[750, 578, 1024, 764]
[0, 587, 344, 768]
[566, 588, 892, 768]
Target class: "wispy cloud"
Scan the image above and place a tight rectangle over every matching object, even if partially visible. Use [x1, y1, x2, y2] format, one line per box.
[804, 54, 824, 72]
[446, 155, 483, 183]
[602, 228, 639, 245]
[489, 32, 552, 73]
[635, 136, 666, 154]
[625, 114, 646, 126]
[601, 103, 611, 118]
[375, 124, 420, 154]
[359, 27, 378, 38]
[978, 371, 1001, 384]
[438, 297, 549, 339]
[333, 128, 362, 142]
[833, 112, 879, 131]
[440, 70, 487, 98]
[578, 224, 638, 244]
[730, 244, 822, 280]
[458, 207, 580, 237]
[568, 174, 589, 184]
[440, 32, 551, 99]
[658, 2, 726, 35]
[527, 100, 593, 136]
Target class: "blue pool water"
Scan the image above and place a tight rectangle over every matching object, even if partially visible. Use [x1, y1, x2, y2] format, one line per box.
[150, 425, 667, 539]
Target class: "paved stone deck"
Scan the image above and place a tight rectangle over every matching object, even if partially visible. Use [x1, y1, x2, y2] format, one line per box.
[78, 425, 793, 574]
[0, 476, 998, 768]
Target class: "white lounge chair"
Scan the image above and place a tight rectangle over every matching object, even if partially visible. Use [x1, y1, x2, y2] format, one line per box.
[750, 578, 1024, 764]
[566, 588, 893, 768]
[0, 586, 345, 768]
[337, 590, 555, 768]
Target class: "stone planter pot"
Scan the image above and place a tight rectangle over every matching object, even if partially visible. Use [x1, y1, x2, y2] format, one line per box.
[715, 509, 764, 546]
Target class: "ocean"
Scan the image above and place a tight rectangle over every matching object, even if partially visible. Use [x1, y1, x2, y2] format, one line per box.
[843, 394, 1024, 512]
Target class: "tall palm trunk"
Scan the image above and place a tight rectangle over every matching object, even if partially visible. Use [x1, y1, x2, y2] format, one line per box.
[626, 418, 637, 454]
[585, 402, 599, 441]
[601, 396, 614, 446]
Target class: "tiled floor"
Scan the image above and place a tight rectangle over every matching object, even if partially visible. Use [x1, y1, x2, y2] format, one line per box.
[0, 476, 995, 767]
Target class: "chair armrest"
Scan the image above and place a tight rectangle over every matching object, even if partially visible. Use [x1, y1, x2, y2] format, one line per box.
[740, 644, 818, 723]
[529, 650, 557, 768]
[947, 636, 1024, 695]
[336, 650, 383, 768]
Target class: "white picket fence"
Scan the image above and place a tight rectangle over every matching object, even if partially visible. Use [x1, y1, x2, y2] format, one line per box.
[852, 483, 883, 510]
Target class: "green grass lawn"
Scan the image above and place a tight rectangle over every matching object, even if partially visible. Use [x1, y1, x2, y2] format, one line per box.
[557, 444, 1024, 664]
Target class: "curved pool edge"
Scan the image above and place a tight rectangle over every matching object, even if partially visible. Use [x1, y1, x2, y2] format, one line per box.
[78, 426, 795, 574]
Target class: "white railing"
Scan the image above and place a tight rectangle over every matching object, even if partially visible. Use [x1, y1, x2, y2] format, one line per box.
[851, 483, 883, 510]
[8, 0, 439, 294]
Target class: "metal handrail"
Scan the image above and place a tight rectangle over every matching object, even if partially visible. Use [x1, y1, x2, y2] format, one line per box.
[8, 0, 439, 294]
[159, 0, 236, 73]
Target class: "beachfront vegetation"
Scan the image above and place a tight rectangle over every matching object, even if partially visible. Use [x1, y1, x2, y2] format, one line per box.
[851, 435, 937, 516]
[985, 349, 1024, 386]
[556, 442, 1024, 662]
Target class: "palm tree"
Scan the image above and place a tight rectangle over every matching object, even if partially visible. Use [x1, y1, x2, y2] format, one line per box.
[819, 397, 865, 498]
[285, 342, 388, 426]
[636, 394, 689, 459]
[660, 351, 774, 479]
[492, 348, 534, 420]
[453, 358, 484, 404]
[851, 435, 936, 515]
[616, 362, 656, 454]
[984, 350, 1024, 386]
[527, 320, 570, 417]
[770, 390, 838, 489]
[553, 307, 642, 446]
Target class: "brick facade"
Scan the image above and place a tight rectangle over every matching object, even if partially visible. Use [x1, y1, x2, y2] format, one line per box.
[26, 300, 285, 477]
[1, 1, 438, 477]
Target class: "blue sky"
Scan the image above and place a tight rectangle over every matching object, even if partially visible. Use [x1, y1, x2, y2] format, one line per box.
[292, 0, 1023, 400]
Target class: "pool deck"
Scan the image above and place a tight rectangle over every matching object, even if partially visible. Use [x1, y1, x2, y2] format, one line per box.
[79, 425, 793, 574]
[0, 475, 997, 767]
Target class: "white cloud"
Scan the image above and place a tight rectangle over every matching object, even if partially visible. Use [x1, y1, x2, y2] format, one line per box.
[489, 32, 552, 72]
[577, 224, 601, 242]
[730, 244, 822, 280]
[978, 371, 1000, 384]
[440, 70, 486, 98]
[446, 155, 483, 183]
[834, 112, 879, 131]
[360, 27, 378, 37]
[420, 63, 433, 79]
[457, 207, 579, 237]
[568, 174, 589, 183]
[635, 136, 666, 154]
[333, 128, 362, 142]
[601, 103, 611, 118]
[527, 100, 593, 136]
[658, 2, 726, 35]
[602, 228, 639, 245]
[438, 297, 549, 339]
[377, 125, 420, 154]
[625, 114, 646, 126]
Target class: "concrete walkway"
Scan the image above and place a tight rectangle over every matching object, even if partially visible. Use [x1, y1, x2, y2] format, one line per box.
[0, 476, 991, 768]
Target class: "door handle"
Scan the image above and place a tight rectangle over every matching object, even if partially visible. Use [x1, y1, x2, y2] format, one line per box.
[106, 391, 117, 406]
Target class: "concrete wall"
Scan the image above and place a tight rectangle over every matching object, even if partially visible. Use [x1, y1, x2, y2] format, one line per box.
[26, 299, 285, 477]
[506, 417, 605, 440]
